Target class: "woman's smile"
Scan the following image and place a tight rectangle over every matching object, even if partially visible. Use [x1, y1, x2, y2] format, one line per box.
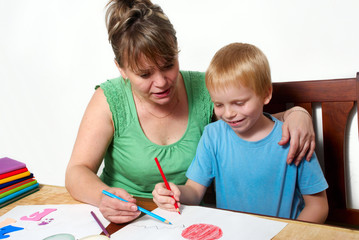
[153, 88, 171, 98]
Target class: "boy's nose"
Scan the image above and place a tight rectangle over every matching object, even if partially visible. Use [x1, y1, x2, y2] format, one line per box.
[224, 107, 236, 118]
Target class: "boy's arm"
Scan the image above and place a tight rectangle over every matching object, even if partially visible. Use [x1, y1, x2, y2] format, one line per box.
[297, 190, 329, 223]
[152, 180, 207, 211]
[178, 179, 208, 205]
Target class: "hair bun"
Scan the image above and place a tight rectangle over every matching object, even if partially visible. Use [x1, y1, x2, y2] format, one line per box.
[122, 0, 134, 8]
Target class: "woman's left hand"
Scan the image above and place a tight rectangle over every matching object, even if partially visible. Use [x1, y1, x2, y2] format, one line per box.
[278, 107, 315, 166]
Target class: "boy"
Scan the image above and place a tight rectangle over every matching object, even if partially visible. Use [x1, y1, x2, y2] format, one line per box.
[152, 43, 329, 223]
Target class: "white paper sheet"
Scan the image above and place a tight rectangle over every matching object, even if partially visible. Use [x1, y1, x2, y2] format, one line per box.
[113, 205, 287, 240]
[0, 204, 110, 240]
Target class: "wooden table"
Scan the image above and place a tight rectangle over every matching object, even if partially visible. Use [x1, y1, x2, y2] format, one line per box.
[1, 185, 359, 239]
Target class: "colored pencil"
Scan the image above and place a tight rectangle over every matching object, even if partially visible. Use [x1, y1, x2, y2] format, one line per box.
[154, 157, 181, 214]
[102, 190, 172, 225]
[90, 211, 110, 238]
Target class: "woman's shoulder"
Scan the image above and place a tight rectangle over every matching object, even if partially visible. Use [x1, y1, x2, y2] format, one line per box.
[95, 77, 123, 91]
[94, 77, 134, 132]
[181, 70, 213, 124]
[95, 77, 132, 103]
[180, 70, 208, 94]
[181, 70, 205, 82]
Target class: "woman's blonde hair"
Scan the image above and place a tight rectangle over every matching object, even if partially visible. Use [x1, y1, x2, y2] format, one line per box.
[105, 0, 179, 72]
[206, 43, 272, 98]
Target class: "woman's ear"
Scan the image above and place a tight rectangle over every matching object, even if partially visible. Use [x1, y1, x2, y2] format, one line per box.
[114, 59, 128, 79]
[263, 86, 273, 105]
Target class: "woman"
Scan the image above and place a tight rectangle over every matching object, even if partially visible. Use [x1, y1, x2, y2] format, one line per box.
[65, 0, 315, 224]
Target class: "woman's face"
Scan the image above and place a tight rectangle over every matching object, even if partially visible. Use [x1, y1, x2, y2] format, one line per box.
[117, 55, 180, 105]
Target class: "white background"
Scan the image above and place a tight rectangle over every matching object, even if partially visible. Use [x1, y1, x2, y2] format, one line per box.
[1, 1, 358, 207]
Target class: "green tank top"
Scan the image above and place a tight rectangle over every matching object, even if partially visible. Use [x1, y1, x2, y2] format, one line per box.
[97, 71, 213, 198]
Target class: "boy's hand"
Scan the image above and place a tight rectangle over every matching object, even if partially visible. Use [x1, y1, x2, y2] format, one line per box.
[152, 182, 181, 212]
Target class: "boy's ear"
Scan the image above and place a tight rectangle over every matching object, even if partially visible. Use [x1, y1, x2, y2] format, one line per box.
[114, 59, 128, 79]
[263, 86, 273, 105]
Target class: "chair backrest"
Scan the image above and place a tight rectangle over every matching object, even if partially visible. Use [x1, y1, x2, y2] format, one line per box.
[264, 72, 359, 228]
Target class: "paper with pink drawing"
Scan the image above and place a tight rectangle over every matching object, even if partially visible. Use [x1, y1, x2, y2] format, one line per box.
[0, 204, 110, 239]
[112, 205, 287, 240]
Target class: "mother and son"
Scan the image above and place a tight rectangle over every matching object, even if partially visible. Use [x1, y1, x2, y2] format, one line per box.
[65, 0, 328, 225]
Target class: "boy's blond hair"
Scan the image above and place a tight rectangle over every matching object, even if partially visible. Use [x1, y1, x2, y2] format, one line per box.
[206, 43, 272, 98]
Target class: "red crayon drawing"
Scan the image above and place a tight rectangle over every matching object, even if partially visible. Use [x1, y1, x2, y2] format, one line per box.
[182, 223, 223, 240]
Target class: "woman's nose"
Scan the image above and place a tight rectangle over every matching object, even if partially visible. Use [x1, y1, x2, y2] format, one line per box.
[153, 72, 167, 87]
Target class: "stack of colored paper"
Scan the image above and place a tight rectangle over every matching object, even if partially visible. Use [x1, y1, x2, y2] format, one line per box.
[0, 157, 39, 208]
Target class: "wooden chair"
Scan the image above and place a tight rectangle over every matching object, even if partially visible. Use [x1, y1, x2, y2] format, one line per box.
[264, 72, 359, 228]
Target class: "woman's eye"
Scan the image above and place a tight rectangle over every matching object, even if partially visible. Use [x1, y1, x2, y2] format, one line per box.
[140, 72, 151, 78]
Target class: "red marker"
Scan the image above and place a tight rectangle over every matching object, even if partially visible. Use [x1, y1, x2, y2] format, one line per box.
[154, 157, 181, 214]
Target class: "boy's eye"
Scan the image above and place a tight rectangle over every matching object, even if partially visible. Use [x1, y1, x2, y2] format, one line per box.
[214, 103, 223, 108]
[236, 102, 244, 106]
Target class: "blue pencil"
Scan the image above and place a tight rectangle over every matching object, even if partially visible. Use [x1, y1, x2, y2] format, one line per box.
[102, 190, 172, 225]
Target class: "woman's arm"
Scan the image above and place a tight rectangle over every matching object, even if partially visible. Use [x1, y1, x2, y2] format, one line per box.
[65, 88, 114, 205]
[273, 106, 316, 165]
[297, 191, 329, 223]
[65, 88, 140, 223]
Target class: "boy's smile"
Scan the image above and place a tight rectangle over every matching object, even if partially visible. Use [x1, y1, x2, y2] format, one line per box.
[226, 118, 245, 127]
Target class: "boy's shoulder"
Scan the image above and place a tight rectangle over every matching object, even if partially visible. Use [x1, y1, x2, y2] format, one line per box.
[264, 112, 283, 125]
[205, 119, 227, 131]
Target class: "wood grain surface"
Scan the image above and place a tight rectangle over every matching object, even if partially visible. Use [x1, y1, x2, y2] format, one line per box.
[1, 185, 359, 239]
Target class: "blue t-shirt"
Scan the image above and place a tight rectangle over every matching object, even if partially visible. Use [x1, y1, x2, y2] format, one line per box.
[186, 115, 328, 219]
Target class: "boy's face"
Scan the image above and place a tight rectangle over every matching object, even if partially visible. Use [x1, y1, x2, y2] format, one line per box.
[209, 85, 271, 140]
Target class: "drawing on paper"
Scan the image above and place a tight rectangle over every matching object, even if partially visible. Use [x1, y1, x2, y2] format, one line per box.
[20, 208, 57, 221]
[181, 223, 223, 240]
[130, 223, 186, 230]
[0, 218, 16, 228]
[39, 218, 54, 226]
[0, 225, 24, 239]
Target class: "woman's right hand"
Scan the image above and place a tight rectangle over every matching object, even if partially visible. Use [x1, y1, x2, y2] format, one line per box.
[152, 182, 181, 212]
[99, 187, 141, 224]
